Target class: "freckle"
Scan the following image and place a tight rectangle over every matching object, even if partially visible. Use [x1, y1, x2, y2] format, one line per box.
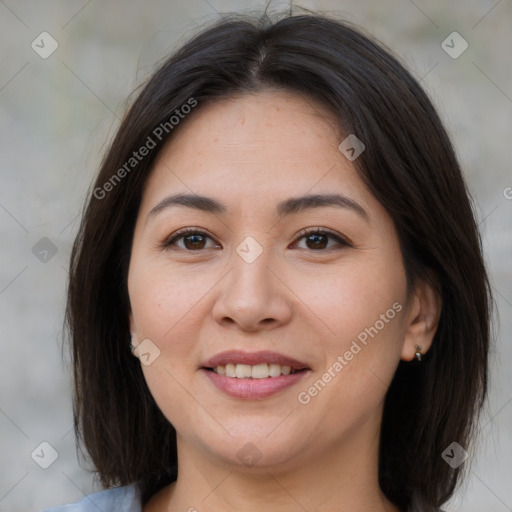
[240, 118, 245, 125]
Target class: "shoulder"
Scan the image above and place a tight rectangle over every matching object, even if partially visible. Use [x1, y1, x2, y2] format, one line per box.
[40, 483, 141, 512]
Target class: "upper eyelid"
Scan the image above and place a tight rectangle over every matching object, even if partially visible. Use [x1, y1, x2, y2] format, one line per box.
[293, 228, 352, 248]
[164, 227, 351, 248]
[295, 226, 347, 239]
[163, 228, 218, 248]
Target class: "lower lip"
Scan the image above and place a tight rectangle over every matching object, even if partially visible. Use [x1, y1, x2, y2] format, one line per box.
[201, 368, 309, 399]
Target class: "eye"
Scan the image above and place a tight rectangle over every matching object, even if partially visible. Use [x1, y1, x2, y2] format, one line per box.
[162, 227, 351, 252]
[162, 228, 221, 251]
[292, 227, 351, 250]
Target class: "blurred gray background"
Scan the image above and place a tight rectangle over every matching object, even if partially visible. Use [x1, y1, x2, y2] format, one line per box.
[0, 1, 510, 511]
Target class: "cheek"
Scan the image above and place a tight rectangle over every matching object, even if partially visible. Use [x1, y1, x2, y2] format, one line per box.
[291, 254, 407, 410]
[294, 259, 405, 345]
[129, 260, 209, 339]
[129, 266, 208, 426]
[296, 274, 405, 434]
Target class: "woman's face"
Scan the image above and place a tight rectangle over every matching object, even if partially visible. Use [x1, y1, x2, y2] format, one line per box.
[128, 90, 413, 471]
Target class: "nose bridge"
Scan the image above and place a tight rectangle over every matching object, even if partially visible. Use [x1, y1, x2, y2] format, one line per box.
[229, 238, 275, 305]
[212, 236, 292, 330]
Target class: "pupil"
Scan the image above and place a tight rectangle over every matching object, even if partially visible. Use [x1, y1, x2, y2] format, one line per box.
[307, 234, 327, 249]
[186, 235, 205, 249]
[183, 234, 328, 250]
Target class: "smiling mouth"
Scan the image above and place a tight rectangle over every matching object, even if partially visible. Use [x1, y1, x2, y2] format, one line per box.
[203, 363, 307, 378]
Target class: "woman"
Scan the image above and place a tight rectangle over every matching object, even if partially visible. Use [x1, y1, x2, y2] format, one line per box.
[44, 10, 491, 512]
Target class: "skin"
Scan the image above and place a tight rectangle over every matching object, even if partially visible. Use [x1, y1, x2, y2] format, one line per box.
[128, 90, 441, 512]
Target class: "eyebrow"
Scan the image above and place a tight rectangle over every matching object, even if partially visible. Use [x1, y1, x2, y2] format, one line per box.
[147, 192, 369, 222]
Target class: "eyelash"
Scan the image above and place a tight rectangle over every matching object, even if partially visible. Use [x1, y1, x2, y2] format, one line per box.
[161, 227, 352, 251]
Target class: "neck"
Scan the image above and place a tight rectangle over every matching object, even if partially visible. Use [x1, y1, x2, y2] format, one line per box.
[145, 416, 400, 512]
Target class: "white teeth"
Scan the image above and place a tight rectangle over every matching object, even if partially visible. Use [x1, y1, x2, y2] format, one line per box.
[225, 363, 236, 378]
[251, 363, 269, 379]
[268, 363, 281, 377]
[213, 363, 298, 378]
[235, 364, 252, 378]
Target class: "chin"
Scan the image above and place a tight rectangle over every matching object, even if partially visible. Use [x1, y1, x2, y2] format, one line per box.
[195, 427, 308, 471]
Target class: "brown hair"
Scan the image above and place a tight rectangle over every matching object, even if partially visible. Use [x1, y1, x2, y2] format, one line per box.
[66, 10, 492, 510]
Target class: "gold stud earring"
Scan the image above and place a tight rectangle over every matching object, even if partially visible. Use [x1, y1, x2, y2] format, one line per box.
[415, 345, 423, 361]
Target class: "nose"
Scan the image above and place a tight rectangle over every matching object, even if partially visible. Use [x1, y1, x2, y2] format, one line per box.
[211, 247, 293, 332]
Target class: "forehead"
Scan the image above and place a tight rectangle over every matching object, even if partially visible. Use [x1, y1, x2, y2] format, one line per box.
[139, 90, 374, 216]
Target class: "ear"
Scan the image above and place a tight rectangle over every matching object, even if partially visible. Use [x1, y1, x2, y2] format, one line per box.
[128, 312, 140, 348]
[401, 278, 442, 361]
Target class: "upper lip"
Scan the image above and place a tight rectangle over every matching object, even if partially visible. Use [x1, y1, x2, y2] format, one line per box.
[201, 350, 310, 370]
